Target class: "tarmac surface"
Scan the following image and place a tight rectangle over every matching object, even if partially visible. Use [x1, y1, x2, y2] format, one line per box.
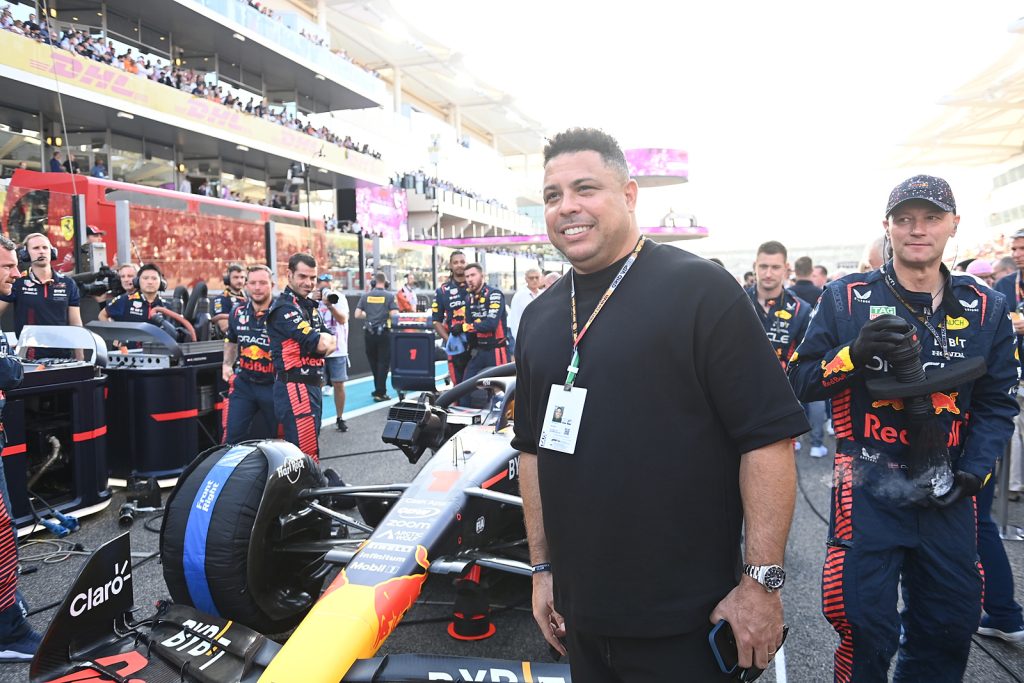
[4, 400, 1024, 682]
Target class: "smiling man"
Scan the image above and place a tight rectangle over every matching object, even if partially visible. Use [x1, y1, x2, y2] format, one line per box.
[513, 128, 807, 681]
[789, 175, 1018, 681]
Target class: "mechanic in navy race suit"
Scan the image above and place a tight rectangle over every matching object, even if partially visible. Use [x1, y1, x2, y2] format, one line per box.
[0, 235, 41, 662]
[456, 262, 510, 401]
[789, 175, 1019, 682]
[432, 251, 471, 384]
[267, 253, 335, 463]
[221, 264, 276, 443]
[745, 241, 810, 373]
[212, 263, 247, 335]
[515, 128, 808, 681]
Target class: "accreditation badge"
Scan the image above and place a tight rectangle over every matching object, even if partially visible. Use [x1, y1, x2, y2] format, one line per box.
[538, 384, 587, 454]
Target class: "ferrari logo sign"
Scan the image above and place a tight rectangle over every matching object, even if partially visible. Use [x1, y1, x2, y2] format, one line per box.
[60, 215, 74, 241]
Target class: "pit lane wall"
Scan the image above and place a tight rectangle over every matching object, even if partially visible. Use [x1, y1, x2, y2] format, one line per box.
[0, 30, 391, 187]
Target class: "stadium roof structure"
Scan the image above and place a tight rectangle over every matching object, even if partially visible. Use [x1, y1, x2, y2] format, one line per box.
[322, 0, 547, 156]
[895, 21, 1024, 168]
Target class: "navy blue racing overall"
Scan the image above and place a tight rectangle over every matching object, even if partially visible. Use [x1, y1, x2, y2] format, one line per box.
[223, 300, 276, 443]
[0, 328, 26, 639]
[746, 287, 811, 371]
[789, 263, 1018, 682]
[267, 286, 326, 462]
[433, 279, 470, 384]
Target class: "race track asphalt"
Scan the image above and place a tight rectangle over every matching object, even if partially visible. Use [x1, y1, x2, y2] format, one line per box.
[3, 403, 1024, 682]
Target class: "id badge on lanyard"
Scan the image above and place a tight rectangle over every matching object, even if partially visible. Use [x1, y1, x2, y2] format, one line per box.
[539, 237, 644, 455]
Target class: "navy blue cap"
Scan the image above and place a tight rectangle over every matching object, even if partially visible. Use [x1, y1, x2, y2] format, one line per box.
[885, 175, 956, 217]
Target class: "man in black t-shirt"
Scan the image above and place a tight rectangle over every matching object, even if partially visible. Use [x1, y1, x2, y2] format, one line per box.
[514, 128, 808, 681]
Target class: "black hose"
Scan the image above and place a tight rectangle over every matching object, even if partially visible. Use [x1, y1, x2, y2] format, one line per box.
[971, 635, 1024, 682]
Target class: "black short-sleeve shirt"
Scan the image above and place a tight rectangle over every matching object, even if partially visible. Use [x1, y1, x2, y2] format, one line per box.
[512, 242, 809, 637]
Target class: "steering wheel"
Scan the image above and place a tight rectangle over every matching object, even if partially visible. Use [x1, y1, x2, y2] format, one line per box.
[436, 362, 516, 419]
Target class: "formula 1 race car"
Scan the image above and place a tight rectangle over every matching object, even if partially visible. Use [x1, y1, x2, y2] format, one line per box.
[29, 363, 572, 683]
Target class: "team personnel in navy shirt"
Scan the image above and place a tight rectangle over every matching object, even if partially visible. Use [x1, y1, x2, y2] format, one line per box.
[0, 233, 82, 359]
[432, 251, 471, 384]
[0, 235, 41, 661]
[267, 253, 336, 462]
[100, 263, 173, 324]
[221, 265, 276, 443]
[212, 263, 247, 335]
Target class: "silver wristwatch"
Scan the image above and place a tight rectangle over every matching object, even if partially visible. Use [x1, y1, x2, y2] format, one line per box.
[743, 563, 786, 592]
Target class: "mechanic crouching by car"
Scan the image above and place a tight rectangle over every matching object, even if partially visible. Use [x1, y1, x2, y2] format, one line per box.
[457, 263, 509, 407]
[221, 265, 276, 443]
[515, 128, 807, 681]
[788, 175, 1018, 682]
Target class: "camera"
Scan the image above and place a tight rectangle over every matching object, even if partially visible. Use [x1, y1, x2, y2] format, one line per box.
[74, 265, 123, 297]
[327, 293, 339, 305]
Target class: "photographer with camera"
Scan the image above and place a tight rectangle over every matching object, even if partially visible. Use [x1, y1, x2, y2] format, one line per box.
[78, 263, 136, 304]
[0, 233, 82, 359]
[315, 274, 350, 432]
[355, 272, 398, 402]
[789, 176, 1019, 681]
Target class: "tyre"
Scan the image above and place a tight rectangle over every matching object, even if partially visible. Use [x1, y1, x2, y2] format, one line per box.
[161, 441, 330, 633]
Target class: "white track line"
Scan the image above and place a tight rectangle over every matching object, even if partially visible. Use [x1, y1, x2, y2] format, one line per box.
[775, 645, 788, 683]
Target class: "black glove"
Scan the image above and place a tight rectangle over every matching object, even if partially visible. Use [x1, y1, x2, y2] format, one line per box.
[450, 323, 464, 336]
[850, 315, 913, 368]
[929, 471, 984, 508]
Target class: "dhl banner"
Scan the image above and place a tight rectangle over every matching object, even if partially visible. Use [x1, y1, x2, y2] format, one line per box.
[0, 30, 390, 186]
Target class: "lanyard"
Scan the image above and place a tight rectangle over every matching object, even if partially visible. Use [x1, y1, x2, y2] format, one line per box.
[565, 236, 645, 388]
[882, 267, 950, 362]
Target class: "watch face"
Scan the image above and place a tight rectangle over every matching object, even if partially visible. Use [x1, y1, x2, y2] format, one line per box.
[764, 566, 786, 590]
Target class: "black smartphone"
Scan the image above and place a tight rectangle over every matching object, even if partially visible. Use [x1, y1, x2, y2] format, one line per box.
[709, 619, 740, 675]
[708, 620, 788, 682]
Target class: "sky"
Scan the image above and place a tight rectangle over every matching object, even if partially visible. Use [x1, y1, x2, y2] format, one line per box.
[389, 1, 1023, 257]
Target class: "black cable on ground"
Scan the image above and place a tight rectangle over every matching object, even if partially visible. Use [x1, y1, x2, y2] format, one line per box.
[143, 511, 165, 533]
[971, 635, 1024, 682]
[319, 447, 401, 461]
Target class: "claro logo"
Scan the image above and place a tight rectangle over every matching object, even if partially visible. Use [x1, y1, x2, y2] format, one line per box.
[70, 560, 131, 617]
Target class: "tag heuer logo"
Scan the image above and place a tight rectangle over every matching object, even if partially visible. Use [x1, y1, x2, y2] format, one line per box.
[869, 305, 896, 319]
[853, 289, 872, 302]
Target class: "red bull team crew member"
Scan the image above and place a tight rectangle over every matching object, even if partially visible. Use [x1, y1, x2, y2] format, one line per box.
[457, 263, 510, 391]
[789, 175, 1018, 682]
[212, 263, 247, 335]
[515, 128, 807, 680]
[432, 251, 471, 384]
[747, 241, 810, 372]
[221, 265, 276, 443]
[0, 233, 82, 359]
[355, 272, 398, 401]
[0, 235, 40, 662]
[267, 253, 335, 462]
